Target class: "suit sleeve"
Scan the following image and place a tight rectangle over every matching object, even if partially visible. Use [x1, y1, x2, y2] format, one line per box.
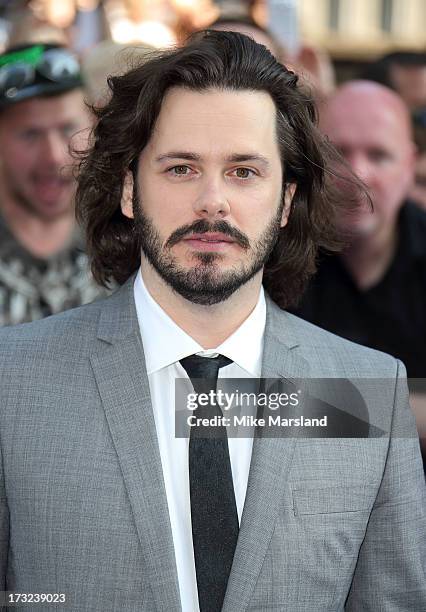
[345, 359, 426, 611]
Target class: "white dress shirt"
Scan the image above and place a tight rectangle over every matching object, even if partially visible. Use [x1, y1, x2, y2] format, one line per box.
[133, 270, 266, 612]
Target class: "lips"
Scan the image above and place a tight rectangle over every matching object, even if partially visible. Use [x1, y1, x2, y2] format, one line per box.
[184, 233, 235, 243]
[32, 175, 72, 204]
[182, 232, 237, 252]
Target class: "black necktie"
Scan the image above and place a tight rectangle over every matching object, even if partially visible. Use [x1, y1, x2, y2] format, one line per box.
[179, 354, 239, 612]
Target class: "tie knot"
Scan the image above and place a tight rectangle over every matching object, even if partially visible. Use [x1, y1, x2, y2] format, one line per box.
[180, 354, 232, 390]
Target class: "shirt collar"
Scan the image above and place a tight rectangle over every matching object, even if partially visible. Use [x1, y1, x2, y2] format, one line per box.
[134, 269, 265, 377]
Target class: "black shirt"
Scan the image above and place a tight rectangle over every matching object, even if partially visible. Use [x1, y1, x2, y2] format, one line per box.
[293, 201, 426, 389]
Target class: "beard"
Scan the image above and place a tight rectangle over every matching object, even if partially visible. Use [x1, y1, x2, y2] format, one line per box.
[132, 190, 284, 306]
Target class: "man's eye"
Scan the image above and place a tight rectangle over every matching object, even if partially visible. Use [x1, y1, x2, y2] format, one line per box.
[60, 124, 77, 138]
[168, 165, 191, 176]
[20, 130, 39, 142]
[233, 168, 255, 179]
[368, 149, 390, 163]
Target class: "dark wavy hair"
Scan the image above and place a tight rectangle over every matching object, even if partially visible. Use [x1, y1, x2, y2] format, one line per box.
[76, 30, 361, 308]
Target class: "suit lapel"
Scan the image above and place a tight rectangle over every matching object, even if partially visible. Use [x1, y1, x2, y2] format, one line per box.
[223, 297, 310, 612]
[90, 278, 181, 612]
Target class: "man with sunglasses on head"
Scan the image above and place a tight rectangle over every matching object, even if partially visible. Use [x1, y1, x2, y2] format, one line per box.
[0, 43, 104, 326]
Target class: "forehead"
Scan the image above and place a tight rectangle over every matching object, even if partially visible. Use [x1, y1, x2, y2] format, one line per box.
[0, 89, 86, 129]
[321, 100, 410, 151]
[322, 91, 411, 150]
[147, 87, 279, 157]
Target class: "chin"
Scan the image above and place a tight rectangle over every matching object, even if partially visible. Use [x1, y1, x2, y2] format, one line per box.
[35, 209, 72, 222]
[340, 214, 379, 239]
[352, 223, 378, 238]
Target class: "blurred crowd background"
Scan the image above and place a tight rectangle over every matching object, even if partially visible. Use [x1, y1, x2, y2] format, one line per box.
[0, 0, 425, 464]
[0, 1, 425, 104]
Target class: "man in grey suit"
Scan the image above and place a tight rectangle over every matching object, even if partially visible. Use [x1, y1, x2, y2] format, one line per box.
[0, 31, 425, 611]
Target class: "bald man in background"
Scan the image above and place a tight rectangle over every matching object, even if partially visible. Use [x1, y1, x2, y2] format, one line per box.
[294, 81, 426, 460]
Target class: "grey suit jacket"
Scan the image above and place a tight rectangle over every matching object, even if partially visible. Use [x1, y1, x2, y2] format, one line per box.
[0, 277, 425, 611]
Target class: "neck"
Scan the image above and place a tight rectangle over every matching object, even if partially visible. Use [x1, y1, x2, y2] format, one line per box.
[0, 189, 75, 259]
[140, 259, 262, 349]
[341, 222, 398, 290]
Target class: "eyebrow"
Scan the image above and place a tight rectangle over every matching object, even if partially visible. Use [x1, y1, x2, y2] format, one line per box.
[154, 151, 271, 168]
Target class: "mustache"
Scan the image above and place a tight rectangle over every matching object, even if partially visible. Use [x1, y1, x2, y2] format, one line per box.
[165, 219, 250, 249]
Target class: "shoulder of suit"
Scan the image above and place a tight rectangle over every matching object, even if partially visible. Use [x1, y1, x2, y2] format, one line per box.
[267, 298, 400, 377]
[0, 295, 106, 361]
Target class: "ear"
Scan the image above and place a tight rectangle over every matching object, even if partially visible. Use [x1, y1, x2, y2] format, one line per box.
[281, 183, 297, 228]
[121, 170, 134, 219]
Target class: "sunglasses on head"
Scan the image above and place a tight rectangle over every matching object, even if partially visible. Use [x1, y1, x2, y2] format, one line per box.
[0, 44, 81, 99]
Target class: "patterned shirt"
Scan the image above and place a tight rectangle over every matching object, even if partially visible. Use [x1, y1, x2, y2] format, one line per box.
[0, 213, 107, 326]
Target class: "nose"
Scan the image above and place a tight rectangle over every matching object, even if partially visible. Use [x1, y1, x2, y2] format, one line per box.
[192, 177, 231, 219]
[348, 153, 374, 185]
[42, 131, 68, 167]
